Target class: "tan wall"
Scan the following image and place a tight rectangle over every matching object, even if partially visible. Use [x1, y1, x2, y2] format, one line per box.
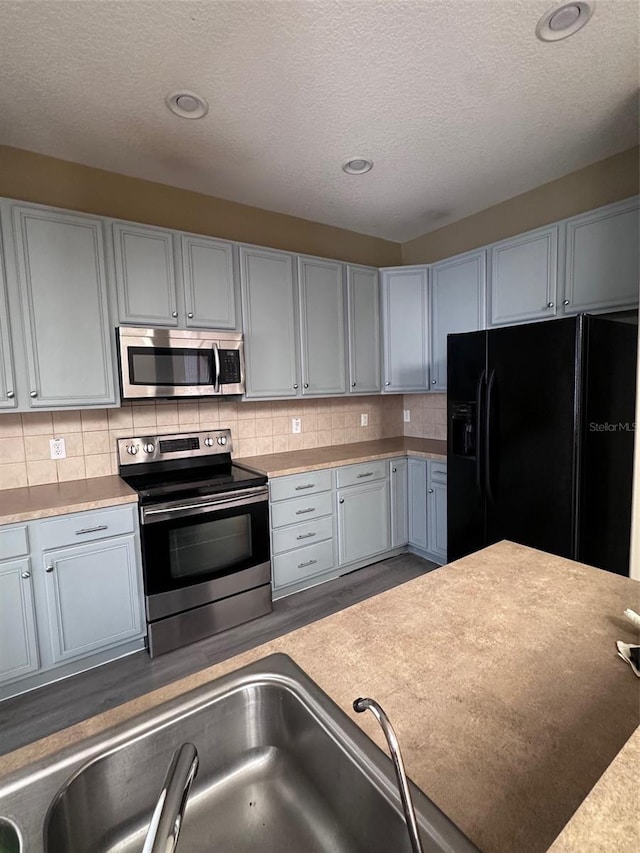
[0, 145, 401, 267]
[0, 396, 404, 490]
[402, 147, 640, 265]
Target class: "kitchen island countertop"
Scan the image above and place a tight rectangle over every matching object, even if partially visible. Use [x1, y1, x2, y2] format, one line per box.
[0, 541, 638, 851]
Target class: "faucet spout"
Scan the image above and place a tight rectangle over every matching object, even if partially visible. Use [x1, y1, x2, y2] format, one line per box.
[353, 697, 424, 853]
[143, 742, 199, 853]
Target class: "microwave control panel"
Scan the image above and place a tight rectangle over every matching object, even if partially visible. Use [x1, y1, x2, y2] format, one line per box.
[219, 349, 242, 384]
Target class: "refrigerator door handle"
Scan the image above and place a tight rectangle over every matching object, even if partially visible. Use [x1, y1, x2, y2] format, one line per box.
[475, 369, 487, 499]
[485, 369, 496, 504]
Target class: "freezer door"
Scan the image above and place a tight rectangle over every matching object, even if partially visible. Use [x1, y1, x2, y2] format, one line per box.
[579, 315, 637, 575]
[447, 329, 487, 561]
[485, 318, 579, 558]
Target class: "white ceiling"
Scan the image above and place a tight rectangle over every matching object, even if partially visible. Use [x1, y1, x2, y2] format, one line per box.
[0, 1, 638, 242]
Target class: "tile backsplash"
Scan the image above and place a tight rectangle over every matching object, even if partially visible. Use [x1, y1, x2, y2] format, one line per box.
[0, 395, 404, 490]
[402, 393, 447, 440]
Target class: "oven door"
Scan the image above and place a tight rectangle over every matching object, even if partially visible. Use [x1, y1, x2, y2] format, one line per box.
[140, 487, 270, 621]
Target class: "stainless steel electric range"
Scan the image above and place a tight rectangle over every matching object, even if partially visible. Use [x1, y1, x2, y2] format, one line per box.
[118, 429, 271, 657]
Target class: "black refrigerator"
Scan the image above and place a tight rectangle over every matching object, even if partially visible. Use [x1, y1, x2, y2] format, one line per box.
[447, 314, 637, 575]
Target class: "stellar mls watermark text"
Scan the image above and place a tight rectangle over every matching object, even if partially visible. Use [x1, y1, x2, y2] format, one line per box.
[589, 422, 636, 432]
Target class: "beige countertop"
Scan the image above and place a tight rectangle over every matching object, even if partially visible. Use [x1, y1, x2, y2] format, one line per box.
[236, 435, 447, 476]
[0, 475, 138, 525]
[1, 541, 638, 852]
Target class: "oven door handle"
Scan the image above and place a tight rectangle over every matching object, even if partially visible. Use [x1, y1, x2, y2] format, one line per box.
[141, 487, 268, 524]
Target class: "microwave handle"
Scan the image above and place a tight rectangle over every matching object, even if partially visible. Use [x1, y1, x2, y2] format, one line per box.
[213, 343, 221, 393]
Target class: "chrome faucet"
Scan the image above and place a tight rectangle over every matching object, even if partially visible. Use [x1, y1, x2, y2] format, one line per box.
[142, 742, 199, 853]
[353, 698, 424, 853]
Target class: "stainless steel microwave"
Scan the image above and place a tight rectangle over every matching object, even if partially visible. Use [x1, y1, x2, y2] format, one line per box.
[117, 327, 245, 399]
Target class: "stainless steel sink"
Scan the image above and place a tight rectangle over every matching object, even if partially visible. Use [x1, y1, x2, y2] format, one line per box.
[0, 654, 477, 852]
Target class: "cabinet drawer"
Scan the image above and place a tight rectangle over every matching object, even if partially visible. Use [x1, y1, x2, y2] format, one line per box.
[269, 469, 333, 502]
[270, 491, 333, 529]
[39, 506, 135, 551]
[429, 461, 447, 483]
[272, 539, 335, 589]
[336, 460, 387, 489]
[272, 516, 334, 555]
[0, 525, 29, 560]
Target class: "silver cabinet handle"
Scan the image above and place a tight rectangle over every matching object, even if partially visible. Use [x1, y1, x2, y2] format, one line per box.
[563, 299, 570, 306]
[293, 384, 299, 389]
[6, 390, 14, 399]
[21, 571, 30, 579]
[384, 381, 390, 386]
[45, 564, 54, 573]
[187, 312, 194, 318]
[432, 379, 437, 384]
[357, 472, 374, 478]
[339, 498, 345, 504]
[30, 390, 37, 398]
[298, 558, 317, 569]
[351, 382, 356, 387]
[296, 532, 316, 540]
[294, 483, 315, 491]
[392, 467, 397, 472]
[75, 525, 108, 536]
[428, 488, 434, 494]
[547, 302, 554, 308]
[295, 507, 316, 515]
[172, 311, 178, 318]
[303, 383, 309, 388]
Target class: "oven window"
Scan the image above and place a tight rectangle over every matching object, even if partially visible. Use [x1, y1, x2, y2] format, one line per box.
[128, 346, 213, 386]
[169, 515, 252, 579]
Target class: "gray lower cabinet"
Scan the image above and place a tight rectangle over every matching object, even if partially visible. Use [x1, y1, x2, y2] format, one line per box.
[408, 458, 447, 562]
[563, 196, 639, 315]
[0, 557, 39, 685]
[408, 459, 428, 551]
[5, 202, 117, 409]
[347, 265, 381, 393]
[337, 479, 390, 566]
[43, 535, 144, 664]
[240, 245, 300, 398]
[389, 458, 408, 547]
[0, 234, 17, 409]
[430, 249, 486, 390]
[380, 266, 429, 392]
[489, 225, 559, 327]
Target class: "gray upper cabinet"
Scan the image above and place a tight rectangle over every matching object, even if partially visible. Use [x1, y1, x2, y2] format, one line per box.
[180, 234, 238, 329]
[0, 232, 17, 409]
[298, 256, 346, 396]
[563, 196, 639, 315]
[43, 535, 144, 664]
[347, 265, 381, 393]
[381, 267, 429, 392]
[431, 249, 486, 390]
[113, 222, 178, 327]
[240, 246, 300, 398]
[0, 558, 39, 685]
[10, 204, 117, 409]
[489, 225, 559, 327]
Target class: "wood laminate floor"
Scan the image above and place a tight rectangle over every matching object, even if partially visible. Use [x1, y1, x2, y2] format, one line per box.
[0, 553, 435, 757]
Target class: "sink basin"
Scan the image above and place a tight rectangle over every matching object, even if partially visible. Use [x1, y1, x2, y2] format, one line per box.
[0, 654, 477, 852]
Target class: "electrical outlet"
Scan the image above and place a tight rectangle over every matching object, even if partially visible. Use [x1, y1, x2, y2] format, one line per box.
[403, 409, 411, 423]
[292, 418, 301, 434]
[360, 413, 368, 427]
[50, 437, 66, 459]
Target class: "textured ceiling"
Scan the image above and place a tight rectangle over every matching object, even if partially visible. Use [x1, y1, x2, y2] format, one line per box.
[0, 0, 638, 242]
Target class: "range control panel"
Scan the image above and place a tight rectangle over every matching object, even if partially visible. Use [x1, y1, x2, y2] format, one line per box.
[117, 429, 232, 465]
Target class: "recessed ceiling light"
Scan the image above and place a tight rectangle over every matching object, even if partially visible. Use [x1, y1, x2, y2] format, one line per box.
[342, 158, 374, 175]
[165, 91, 209, 119]
[536, 1, 595, 42]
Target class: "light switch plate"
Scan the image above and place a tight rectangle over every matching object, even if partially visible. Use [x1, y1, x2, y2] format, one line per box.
[403, 409, 411, 423]
[292, 418, 301, 434]
[360, 413, 368, 427]
[50, 437, 66, 459]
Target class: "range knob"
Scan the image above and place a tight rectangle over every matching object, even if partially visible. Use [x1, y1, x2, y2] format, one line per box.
[142, 442, 155, 454]
[217, 435, 228, 446]
[203, 437, 214, 447]
[126, 444, 139, 456]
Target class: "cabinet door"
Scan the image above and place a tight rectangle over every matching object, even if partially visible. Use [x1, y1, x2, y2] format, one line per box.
[408, 458, 428, 550]
[298, 257, 346, 395]
[381, 268, 429, 391]
[181, 234, 238, 329]
[113, 222, 178, 327]
[390, 459, 408, 548]
[43, 536, 144, 664]
[428, 481, 447, 561]
[0, 559, 39, 684]
[337, 480, 390, 565]
[489, 226, 558, 326]
[240, 246, 300, 398]
[347, 265, 381, 393]
[564, 197, 639, 314]
[12, 205, 117, 408]
[431, 250, 486, 390]
[0, 231, 17, 409]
